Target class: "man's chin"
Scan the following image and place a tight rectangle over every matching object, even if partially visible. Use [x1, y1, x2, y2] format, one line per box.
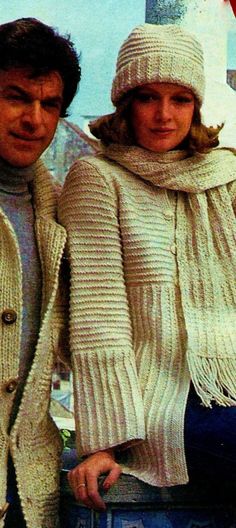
[5, 159, 36, 169]
[1, 152, 43, 169]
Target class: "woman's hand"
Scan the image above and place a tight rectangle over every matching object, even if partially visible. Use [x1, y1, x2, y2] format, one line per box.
[67, 449, 122, 511]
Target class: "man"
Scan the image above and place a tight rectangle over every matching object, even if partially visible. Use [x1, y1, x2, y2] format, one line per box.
[0, 18, 80, 528]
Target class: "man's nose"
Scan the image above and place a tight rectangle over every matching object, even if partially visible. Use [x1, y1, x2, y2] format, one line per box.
[22, 101, 43, 129]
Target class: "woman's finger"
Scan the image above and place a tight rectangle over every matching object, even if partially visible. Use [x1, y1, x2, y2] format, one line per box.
[102, 463, 122, 490]
[67, 451, 122, 510]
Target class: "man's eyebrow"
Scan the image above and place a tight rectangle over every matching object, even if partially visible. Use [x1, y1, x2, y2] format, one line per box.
[0, 84, 29, 95]
[0, 84, 63, 104]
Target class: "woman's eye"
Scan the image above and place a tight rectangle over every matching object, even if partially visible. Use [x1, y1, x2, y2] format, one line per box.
[135, 93, 157, 102]
[174, 96, 193, 104]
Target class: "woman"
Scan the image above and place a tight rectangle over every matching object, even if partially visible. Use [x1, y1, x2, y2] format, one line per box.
[59, 24, 236, 512]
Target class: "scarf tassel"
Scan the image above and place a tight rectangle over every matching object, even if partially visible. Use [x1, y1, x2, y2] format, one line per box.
[187, 353, 236, 408]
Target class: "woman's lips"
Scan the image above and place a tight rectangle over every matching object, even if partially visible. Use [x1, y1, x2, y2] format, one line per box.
[151, 128, 175, 134]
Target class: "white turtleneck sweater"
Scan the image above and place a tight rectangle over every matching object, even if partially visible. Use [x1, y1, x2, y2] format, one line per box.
[59, 145, 236, 487]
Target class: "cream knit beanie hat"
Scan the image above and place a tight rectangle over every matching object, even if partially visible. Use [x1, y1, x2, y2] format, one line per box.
[111, 23, 205, 106]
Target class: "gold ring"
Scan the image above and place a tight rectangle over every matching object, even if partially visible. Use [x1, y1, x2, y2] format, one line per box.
[78, 483, 86, 489]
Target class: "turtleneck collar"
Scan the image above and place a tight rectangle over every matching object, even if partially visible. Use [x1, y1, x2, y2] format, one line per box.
[0, 157, 36, 194]
[101, 144, 236, 193]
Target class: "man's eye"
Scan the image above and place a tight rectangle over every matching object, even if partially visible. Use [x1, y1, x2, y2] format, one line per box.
[6, 94, 24, 102]
[43, 101, 61, 111]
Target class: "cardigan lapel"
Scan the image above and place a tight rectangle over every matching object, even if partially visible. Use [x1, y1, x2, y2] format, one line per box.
[31, 159, 67, 319]
[34, 217, 66, 321]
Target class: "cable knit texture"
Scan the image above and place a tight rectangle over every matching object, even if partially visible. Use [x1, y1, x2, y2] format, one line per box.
[58, 146, 236, 487]
[111, 24, 205, 105]
[0, 159, 67, 528]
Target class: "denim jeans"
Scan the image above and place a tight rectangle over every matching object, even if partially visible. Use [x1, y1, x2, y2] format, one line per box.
[184, 385, 236, 483]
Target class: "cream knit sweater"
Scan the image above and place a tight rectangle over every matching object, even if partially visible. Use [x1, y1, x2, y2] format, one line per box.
[0, 160, 68, 528]
[59, 146, 236, 487]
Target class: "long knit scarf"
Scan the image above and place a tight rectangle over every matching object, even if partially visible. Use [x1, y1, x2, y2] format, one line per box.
[102, 144, 236, 407]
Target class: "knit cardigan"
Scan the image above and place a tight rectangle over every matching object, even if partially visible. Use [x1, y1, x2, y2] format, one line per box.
[59, 145, 236, 487]
[0, 160, 67, 528]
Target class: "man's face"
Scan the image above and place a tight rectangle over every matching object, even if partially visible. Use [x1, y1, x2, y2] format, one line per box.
[0, 67, 63, 167]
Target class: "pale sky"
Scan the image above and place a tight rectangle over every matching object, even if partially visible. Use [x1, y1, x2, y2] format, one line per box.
[0, 0, 146, 125]
[228, 30, 236, 69]
[0, 1, 235, 127]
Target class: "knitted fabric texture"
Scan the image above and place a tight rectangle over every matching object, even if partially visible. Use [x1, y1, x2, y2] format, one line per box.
[0, 162, 42, 428]
[103, 145, 236, 407]
[0, 160, 67, 528]
[111, 23, 205, 106]
[59, 146, 236, 487]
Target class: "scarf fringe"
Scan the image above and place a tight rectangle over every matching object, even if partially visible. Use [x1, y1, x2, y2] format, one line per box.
[187, 353, 236, 407]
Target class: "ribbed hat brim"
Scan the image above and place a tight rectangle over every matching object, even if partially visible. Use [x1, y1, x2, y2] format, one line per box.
[112, 53, 205, 105]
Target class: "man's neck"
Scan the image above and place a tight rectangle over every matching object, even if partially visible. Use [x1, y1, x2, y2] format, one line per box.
[0, 158, 36, 192]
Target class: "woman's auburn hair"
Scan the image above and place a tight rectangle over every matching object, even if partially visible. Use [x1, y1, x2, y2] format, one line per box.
[89, 90, 223, 154]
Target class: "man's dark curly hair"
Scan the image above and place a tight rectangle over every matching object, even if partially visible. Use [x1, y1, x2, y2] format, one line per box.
[0, 17, 81, 117]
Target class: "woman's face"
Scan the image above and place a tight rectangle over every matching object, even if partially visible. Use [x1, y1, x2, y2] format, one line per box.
[130, 82, 195, 152]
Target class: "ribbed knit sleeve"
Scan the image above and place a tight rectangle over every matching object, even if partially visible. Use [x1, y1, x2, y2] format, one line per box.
[58, 159, 145, 455]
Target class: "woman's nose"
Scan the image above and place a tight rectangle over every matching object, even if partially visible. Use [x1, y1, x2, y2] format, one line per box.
[155, 100, 171, 121]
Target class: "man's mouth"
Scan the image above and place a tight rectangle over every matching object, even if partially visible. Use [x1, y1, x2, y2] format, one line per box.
[11, 132, 42, 141]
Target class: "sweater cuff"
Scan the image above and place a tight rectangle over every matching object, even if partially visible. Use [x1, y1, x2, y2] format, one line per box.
[72, 348, 146, 455]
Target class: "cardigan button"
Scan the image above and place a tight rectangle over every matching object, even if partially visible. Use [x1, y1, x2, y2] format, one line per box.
[5, 378, 18, 394]
[170, 243, 177, 255]
[163, 209, 174, 220]
[2, 309, 17, 325]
